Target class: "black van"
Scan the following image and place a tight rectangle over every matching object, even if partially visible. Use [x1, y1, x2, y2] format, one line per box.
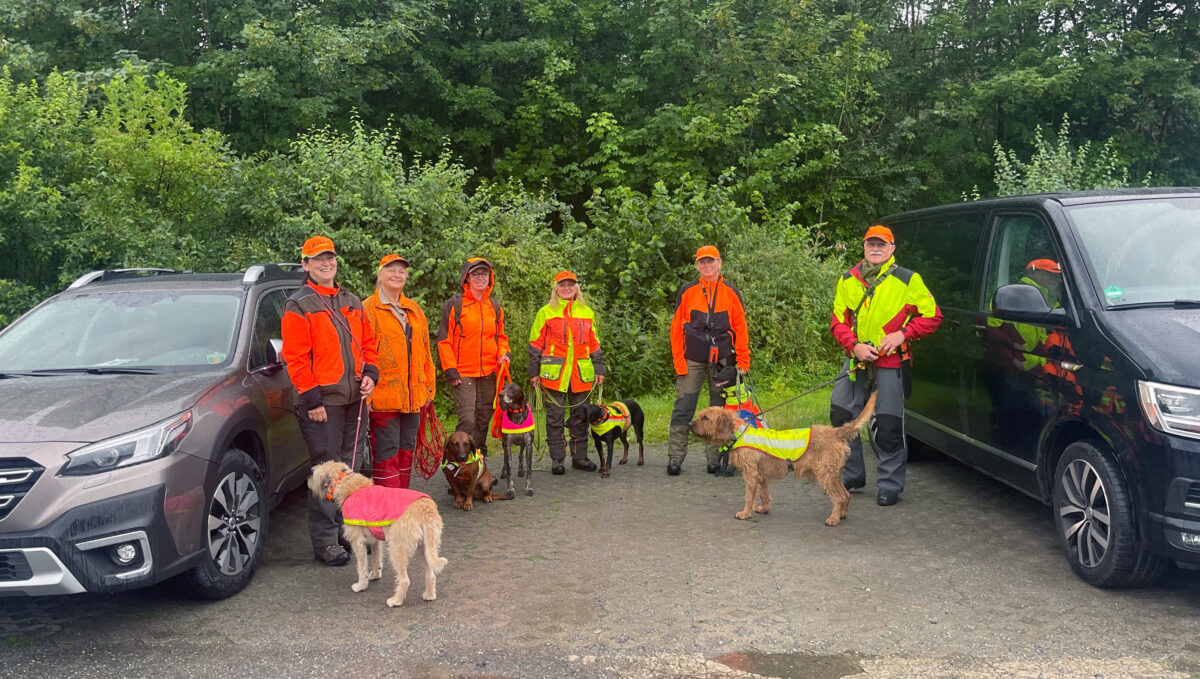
[882, 188, 1200, 587]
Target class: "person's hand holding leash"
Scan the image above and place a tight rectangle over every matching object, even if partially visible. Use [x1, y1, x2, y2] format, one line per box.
[877, 330, 906, 356]
[359, 375, 375, 396]
[529, 376, 540, 387]
[852, 342, 879, 362]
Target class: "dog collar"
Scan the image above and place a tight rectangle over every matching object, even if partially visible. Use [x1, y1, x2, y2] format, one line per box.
[441, 449, 485, 480]
[325, 469, 348, 501]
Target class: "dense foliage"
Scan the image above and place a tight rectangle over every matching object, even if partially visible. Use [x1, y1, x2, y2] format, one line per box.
[1, 0, 1195, 393]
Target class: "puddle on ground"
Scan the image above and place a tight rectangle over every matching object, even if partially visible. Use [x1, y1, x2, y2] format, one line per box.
[713, 650, 864, 679]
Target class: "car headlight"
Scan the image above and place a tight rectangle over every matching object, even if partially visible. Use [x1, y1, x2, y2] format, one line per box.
[62, 411, 193, 476]
[1137, 380, 1200, 440]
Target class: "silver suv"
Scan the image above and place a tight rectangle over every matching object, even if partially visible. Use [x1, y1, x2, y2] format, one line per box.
[0, 265, 309, 599]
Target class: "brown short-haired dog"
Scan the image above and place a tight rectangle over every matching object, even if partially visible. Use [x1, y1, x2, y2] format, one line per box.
[442, 430, 511, 510]
[690, 391, 876, 526]
[307, 460, 448, 607]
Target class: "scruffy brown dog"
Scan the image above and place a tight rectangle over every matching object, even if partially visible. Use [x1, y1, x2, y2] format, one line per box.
[690, 391, 877, 526]
[442, 430, 512, 510]
[308, 461, 448, 607]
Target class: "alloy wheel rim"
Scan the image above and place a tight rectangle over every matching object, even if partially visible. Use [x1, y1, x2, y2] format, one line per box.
[207, 471, 262, 575]
[1057, 459, 1111, 568]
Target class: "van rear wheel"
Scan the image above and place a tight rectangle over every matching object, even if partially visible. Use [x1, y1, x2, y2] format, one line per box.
[180, 449, 267, 599]
[1051, 441, 1164, 588]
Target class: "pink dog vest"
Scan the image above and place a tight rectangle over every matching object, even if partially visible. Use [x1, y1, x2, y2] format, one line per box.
[341, 485, 430, 541]
[501, 406, 535, 434]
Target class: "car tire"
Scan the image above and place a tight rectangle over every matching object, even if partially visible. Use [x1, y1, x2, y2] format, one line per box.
[180, 448, 268, 600]
[1051, 440, 1165, 588]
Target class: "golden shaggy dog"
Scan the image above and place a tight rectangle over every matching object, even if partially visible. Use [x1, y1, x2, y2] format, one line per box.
[308, 461, 448, 607]
[690, 391, 877, 526]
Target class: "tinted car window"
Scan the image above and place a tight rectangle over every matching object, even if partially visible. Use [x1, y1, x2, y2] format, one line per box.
[0, 291, 241, 371]
[249, 288, 291, 369]
[889, 213, 984, 309]
[983, 213, 1062, 309]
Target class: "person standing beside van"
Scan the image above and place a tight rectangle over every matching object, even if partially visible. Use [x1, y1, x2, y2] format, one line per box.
[666, 245, 751, 476]
[281, 236, 379, 566]
[438, 257, 511, 456]
[528, 270, 607, 474]
[830, 226, 942, 507]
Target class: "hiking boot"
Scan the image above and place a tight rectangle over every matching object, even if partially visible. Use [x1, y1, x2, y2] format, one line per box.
[313, 544, 350, 567]
[706, 463, 720, 474]
[551, 461, 565, 475]
[877, 490, 900, 506]
[843, 477, 866, 491]
[572, 459, 597, 472]
[667, 460, 682, 476]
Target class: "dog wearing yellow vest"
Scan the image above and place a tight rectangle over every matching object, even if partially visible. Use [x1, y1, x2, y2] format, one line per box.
[308, 460, 448, 607]
[690, 391, 876, 526]
[568, 400, 645, 477]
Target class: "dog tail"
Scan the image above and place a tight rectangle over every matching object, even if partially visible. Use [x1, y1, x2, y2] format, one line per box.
[420, 503, 449, 575]
[836, 390, 878, 442]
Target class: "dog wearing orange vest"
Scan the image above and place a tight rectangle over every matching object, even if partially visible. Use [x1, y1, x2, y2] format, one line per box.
[308, 460, 448, 607]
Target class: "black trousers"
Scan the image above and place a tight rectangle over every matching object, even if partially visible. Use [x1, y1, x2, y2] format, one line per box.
[297, 401, 368, 549]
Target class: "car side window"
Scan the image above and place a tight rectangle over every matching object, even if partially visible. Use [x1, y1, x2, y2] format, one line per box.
[984, 213, 1062, 310]
[249, 288, 291, 370]
[890, 213, 984, 309]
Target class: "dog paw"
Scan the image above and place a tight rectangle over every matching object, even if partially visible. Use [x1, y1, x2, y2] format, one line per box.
[352, 582, 368, 592]
[754, 505, 770, 514]
[462, 502, 473, 511]
[825, 517, 841, 527]
[619, 460, 627, 465]
[600, 471, 610, 478]
[636, 460, 644, 466]
[422, 592, 437, 601]
[525, 488, 534, 497]
[386, 597, 404, 608]
[368, 569, 382, 580]
[735, 510, 751, 520]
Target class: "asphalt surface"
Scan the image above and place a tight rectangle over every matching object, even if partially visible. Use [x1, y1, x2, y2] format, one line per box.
[3, 445, 1200, 679]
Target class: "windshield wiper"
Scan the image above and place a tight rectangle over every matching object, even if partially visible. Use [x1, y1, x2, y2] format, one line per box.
[1109, 300, 1200, 310]
[1174, 299, 1200, 308]
[31, 367, 160, 375]
[0, 372, 54, 378]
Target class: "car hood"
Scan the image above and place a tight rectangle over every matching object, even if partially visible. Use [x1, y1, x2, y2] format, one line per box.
[0, 371, 228, 443]
[1101, 309, 1200, 387]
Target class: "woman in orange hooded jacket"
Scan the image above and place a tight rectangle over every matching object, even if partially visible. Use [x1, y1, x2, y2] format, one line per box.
[364, 254, 436, 489]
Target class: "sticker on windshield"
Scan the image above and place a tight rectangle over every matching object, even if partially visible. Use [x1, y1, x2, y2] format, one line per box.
[206, 352, 227, 364]
[1104, 285, 1123, 301]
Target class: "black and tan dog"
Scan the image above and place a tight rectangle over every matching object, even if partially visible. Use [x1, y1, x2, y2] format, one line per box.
[442, 430, 513, 510]
[308, 460, 448, 607]
[567, 400, 645, 477]
[496, 382, 535, 497]
[690, 392, 876, 526]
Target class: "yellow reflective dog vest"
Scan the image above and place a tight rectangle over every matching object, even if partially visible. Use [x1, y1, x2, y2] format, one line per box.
[733, 424, 811, 461]
[589, 402, 631, 436]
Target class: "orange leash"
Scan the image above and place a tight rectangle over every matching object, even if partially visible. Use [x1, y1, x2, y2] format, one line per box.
[489, 363, 513, 440]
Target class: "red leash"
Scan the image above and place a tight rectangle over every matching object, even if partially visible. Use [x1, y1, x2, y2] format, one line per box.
[414, 402, 446, 490]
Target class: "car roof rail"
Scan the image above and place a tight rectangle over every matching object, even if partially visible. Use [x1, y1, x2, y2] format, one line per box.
[67, 268, 188, 290]
[242, 263, 306, 286]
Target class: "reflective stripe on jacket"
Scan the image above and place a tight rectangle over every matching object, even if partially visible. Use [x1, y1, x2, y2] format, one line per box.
[830, 256, 943, 369]
[341, 485, 430, 541]
[281, 279, 380, 409]
[670, 276, 750, 375]
[364, 290, 436, 413]
[527, 300, 606, 392]
[437, 259, 510, 381]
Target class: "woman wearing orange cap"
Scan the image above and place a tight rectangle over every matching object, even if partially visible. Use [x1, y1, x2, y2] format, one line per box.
[363, 254, 436, 488]
[528, 271, 606, 474]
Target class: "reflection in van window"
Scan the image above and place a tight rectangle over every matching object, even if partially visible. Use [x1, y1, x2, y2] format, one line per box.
[0, 292, 241, 371]
[1069, 198, 1200, 306]
[984, 214, 1061, 310]
[891, 214, 983, 309]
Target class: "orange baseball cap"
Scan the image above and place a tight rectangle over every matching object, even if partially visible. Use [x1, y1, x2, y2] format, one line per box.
[1026, 258, 1062, 274]
[378, 253, 410, 271]
[863, 225, 894, 243]
[553, 270, 577, 284]
[695, 245, 721, 260]
[301, 236, 336, 258]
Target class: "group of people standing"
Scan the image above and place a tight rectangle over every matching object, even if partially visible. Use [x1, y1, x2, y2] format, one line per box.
[281, 226, 942, 567]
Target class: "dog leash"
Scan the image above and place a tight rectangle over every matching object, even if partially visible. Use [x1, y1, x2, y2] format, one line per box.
[755, 372, 851, 418]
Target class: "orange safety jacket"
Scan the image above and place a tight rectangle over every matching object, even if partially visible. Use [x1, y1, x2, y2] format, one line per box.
[670, 276, 750, 375]
[527, 299, 606, 392]
[281, 279, 380, 409]
[437, 259, 511, 381]
[363, 289, 436, 413]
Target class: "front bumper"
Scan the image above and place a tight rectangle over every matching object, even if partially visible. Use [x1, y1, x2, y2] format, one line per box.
[0, 485, 183, 596]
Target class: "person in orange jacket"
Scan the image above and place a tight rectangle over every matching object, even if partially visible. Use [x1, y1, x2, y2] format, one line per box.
[281, 236, 379, 567]
[364, 254, 436, 489]
[437, 257, 511, 455]
[666, 245, 750, 475]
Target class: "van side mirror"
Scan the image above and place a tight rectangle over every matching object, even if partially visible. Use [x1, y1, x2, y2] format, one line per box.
[992, 284, 1068, 324]
[269, 338, 284, 365]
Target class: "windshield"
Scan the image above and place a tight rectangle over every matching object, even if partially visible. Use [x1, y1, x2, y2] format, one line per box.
[1068, 198, 1200, 307]
[0, 290, 242, 371]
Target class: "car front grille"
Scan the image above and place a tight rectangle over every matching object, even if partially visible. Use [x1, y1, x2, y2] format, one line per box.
[0, 458, 44, 521]
[0, 551, 33, 581]
[1186, 482, 1200, 509]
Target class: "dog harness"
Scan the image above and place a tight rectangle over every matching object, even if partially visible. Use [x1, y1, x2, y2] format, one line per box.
[500, 406, 535, 434]
[590, 402, 631, 436]
[441, 449, 485, 481]
[341, 485, 431, 541]
[729, 423, 811, 461]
